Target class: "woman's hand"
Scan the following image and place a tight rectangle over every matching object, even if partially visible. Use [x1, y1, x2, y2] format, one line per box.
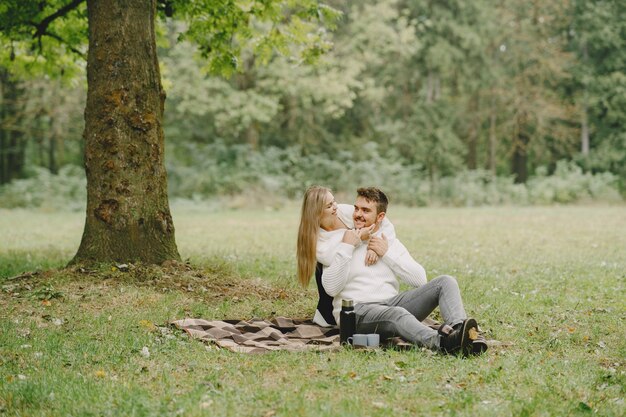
[365, 249, 379, 266]
[358, 224, 376, 241]
[368, 233, 389, 257]
[341, 229, 361, 246]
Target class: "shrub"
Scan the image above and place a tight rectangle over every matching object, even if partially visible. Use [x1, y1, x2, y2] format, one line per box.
[435, 170, 528, 206]
[527, 161, 621, 204]
[0, 165, 86, 211]
[1, 150, 621, 211]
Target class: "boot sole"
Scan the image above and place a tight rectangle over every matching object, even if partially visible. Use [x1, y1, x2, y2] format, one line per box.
[460, 318, 478, 357]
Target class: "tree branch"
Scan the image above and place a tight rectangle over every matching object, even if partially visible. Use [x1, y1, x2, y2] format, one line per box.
[34, 0, 86, 39]
[43, 30, 87, 60]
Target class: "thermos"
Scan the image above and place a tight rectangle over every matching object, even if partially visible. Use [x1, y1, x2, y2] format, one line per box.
[339, 299, 356, 345]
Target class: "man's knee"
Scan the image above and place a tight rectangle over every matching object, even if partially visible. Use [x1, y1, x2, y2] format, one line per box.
[434, 274, 459, 289]
[384, 305, 412, 321]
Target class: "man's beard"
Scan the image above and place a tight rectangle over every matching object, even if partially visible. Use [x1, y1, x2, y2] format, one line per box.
[354, 217, 366, 227]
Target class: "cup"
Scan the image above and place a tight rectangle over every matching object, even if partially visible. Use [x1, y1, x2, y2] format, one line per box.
[347, 334, 368, 347]
[366, 333, 380, 348]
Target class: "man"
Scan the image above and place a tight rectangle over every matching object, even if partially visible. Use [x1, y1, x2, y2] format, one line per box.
[322, 187, 486, 356]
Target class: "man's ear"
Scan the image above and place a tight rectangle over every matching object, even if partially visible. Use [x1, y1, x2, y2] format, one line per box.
[376, 211, 386, 224]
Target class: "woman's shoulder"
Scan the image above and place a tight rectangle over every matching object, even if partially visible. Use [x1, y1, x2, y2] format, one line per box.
[337, 204, 354, 227]
[337, 203, 353, 214]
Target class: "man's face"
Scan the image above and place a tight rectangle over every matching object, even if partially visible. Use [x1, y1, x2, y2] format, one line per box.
[353, 196, 384, 229]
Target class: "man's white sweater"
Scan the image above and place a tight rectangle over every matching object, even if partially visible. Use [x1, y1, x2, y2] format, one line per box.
[322, 228, 427, 325]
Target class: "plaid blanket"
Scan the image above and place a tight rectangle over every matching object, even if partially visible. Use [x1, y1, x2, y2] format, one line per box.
[171, 316, 442, 354]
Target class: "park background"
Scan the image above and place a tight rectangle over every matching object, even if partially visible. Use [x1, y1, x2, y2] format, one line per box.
[1, 0, 624, 208]
[1, 1, 625, 416]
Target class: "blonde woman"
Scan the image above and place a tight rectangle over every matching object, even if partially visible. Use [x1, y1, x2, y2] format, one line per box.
[297, 185, 395, 326]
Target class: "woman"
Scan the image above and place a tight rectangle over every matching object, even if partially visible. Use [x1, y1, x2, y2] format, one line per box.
[297, 185, 395, 326]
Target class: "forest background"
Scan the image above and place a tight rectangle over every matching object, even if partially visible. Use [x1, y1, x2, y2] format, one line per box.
[1, 0, 624, 209]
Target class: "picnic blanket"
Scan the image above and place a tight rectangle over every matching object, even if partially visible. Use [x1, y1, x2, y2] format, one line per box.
[171, 316, 441, 354]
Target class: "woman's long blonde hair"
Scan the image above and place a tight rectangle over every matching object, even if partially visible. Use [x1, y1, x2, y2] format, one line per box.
[297, 186, 330, 287]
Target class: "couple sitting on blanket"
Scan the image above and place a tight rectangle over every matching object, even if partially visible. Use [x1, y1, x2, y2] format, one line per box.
[297, 186, 487, 356]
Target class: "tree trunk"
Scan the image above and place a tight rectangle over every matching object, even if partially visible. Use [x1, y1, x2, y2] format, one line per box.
[580, 42, 590, 156]
[48, 126, 58, 175]
[488, 102, 497, 174]
[0, 68, 26, 185]
[72, 0, 180, 265]
[245, 122, 259, 149]
[580, 105, 589, 156]
[0, 72, 5, 184]
[511, 134, 528, 183]
[581, 95, 589, 155]
[466, 94, 479, 170]
[512, 113, 529, 183]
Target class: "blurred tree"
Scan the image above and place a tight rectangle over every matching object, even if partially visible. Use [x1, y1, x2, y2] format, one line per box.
[569, 0, 626, 189]
[399, 0, 489, 178]
[0, 0, 338, 265]
[491, 0, 577, 182]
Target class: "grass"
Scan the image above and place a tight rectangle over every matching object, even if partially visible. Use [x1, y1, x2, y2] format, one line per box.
[0, 204, 625, 416]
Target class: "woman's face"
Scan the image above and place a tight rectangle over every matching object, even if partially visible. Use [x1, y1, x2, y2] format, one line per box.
[319, 191, 337, 226]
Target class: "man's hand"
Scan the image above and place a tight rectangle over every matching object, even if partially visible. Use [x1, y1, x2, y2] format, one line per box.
[365, 249, 379, 266]
[341, 229, 361, 246]
[368, 233, 388, 257]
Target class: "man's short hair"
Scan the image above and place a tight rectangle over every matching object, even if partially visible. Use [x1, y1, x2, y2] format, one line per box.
[357, 187, 389, 214]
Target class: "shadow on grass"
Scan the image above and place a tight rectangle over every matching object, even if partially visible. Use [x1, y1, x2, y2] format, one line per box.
[1, 259, 303, 306]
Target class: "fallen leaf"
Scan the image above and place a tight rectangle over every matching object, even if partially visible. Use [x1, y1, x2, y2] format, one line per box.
[94, 370, 106, 378]
[469, 327, 479, 340]
[41, 300, 51, 306]
[139, 320, 156, 331]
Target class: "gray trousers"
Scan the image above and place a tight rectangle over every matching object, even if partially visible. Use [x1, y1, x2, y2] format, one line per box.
[354, 275, 466, 349]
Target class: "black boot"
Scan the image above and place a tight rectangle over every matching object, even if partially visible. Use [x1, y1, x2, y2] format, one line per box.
[439, 318, 478, 357]
[471, 333, 488, 355]
[456, 321, 489, 355]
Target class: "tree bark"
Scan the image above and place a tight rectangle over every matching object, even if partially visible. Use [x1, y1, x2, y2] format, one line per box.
[581, 95, 589, 155]
[466, 94, 479, 170]
[0, 68, 26, 185]
[48, 130, 57, 174]
[580, 42, 590, 156]
[72, 0, 180, 265]
[488, 96, 497, 174]
[512, 112, 529, 183]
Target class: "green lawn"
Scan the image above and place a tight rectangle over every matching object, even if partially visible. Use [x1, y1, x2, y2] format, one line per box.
[1, 205, 624, 416]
